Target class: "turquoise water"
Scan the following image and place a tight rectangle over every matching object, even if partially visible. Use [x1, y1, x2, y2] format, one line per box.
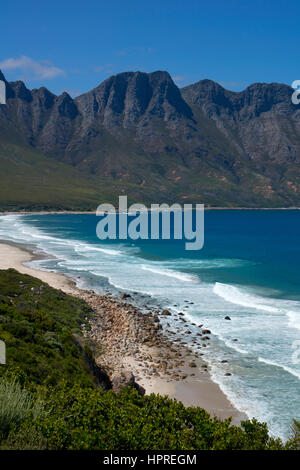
[0, 210, 300, 439]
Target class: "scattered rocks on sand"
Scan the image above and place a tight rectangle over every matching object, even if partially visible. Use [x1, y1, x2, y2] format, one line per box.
[79, 290, 222, 392]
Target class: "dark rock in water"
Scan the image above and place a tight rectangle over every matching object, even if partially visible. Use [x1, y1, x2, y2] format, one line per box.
[233, 339, 238, 342]
[202, 329, 211, 334]
[161, 309, 172, 316]
[178, 312, 184, 316]
[120, 293, 131, 299]
[221, 360, 228, 363]
[198, 324, 203, 328]
[224, 373, 232, 376]
[224, 316, 231, 320]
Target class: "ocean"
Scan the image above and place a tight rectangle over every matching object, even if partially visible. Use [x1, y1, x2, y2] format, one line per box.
[0, 210, 300, 440]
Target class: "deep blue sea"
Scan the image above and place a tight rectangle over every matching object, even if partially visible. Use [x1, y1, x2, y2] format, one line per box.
[1, 210, 300, 440]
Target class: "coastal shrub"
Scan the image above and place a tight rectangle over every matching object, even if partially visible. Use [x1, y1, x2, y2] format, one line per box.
[15, 383, 292, 451]
[0, 377, 44, 439]
[0, 424, 49, 450]
[0, 269, 96, 388]
[293, 420, 300, 449]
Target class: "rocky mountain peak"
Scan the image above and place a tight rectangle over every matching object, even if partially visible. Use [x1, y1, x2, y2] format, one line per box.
[75, 70, 193, 129]
[182, 79, 298, 118]
[2, 71, 300, 208]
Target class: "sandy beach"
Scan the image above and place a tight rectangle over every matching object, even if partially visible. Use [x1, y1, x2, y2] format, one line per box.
[0, 241, 246, 424]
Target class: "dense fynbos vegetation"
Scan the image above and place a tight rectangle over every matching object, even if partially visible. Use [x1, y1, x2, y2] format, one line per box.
[0, 268, 95, 388]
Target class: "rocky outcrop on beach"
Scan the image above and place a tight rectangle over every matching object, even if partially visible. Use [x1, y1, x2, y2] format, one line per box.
[78, 290, 211, 393]
[111, 371, 145, 396]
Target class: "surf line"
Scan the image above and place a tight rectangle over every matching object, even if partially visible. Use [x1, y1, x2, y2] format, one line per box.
[96, 196, 204, 251]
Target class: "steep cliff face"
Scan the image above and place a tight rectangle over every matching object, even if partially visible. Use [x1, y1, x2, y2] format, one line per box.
[182, 79, 300, 165]
[76, 71, 193, 128]
[1, 69, 300, 208]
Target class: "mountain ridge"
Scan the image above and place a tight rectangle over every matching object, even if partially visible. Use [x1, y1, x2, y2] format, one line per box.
[0, 69, 300, 210]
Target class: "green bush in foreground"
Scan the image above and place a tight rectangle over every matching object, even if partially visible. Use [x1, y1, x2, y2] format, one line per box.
[4, 383, 294, 451]
[0, 377, 44, 439]
[0, 269, 96, 388]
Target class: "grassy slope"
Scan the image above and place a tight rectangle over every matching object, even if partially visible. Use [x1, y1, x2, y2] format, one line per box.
[0, 141, 169, 211]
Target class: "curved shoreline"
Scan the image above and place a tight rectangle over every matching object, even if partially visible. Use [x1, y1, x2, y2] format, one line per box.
[1, 207, 300, 216]
[0, 240, 246, 425]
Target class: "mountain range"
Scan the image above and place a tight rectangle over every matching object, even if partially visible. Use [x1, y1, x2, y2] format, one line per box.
[0, 69, 300, 210]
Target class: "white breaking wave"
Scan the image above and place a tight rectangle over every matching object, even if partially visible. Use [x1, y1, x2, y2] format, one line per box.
[286, 310, 300, 332]
[141, 265, 198, 283]
[258, 357, 300, 381]
[213, 282, 300, 332]
[0, 215, 122, 258]
[214, 282, 284, 313]
[73, 243, 121, 256]
[164, 258, 253, 268]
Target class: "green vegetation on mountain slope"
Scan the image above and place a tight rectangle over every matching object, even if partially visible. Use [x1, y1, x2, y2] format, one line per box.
[0, 141, 167, 211]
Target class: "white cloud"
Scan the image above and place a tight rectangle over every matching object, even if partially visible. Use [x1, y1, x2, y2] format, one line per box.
[0, 56, 65, 80]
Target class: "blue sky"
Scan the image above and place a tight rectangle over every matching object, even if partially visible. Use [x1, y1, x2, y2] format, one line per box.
[1, 0, 299, 96]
